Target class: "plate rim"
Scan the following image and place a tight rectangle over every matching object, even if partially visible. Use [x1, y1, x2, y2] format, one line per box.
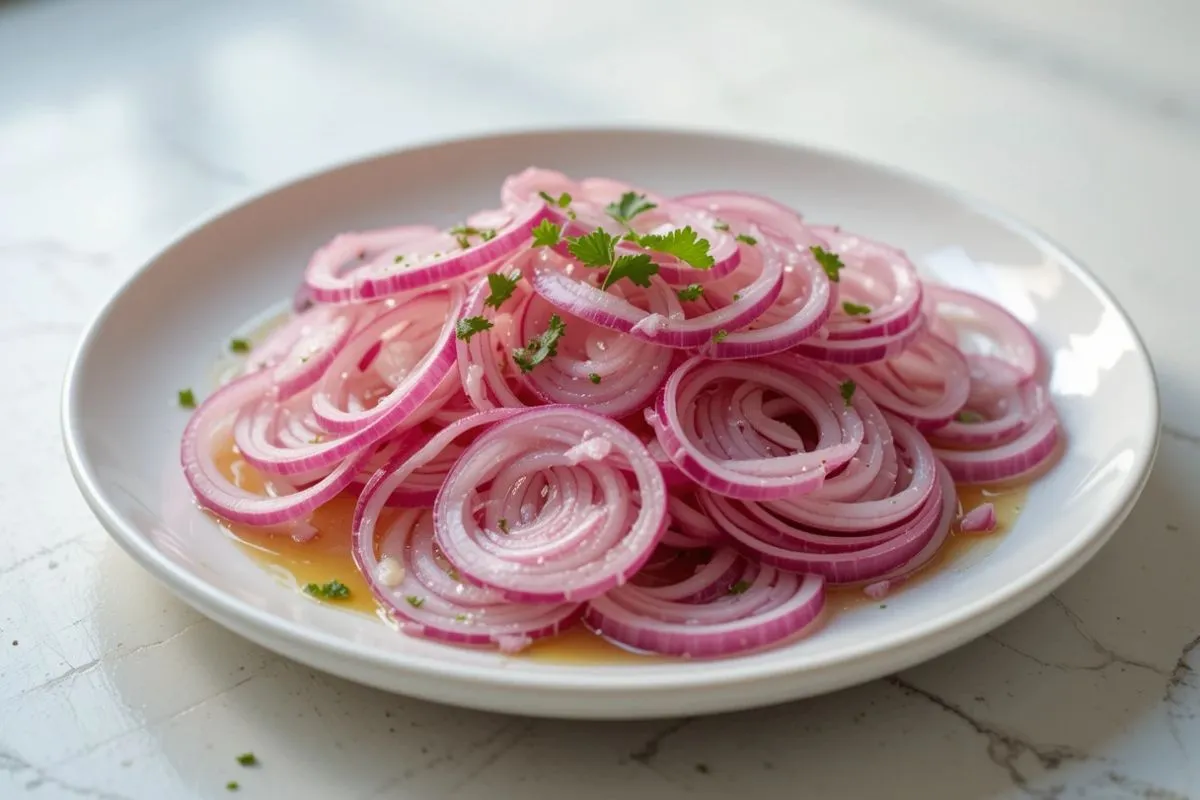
[60, 125, 1161, 706]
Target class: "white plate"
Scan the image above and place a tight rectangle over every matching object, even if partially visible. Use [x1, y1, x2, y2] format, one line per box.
[62, 128, 1159, 719]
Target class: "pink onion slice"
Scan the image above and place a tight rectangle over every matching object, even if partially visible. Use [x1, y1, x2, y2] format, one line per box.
[303, 225, 442, 304]
[933, 403, 1060, 484]
[585, 554, 825, 657]
[311, 286, 461, 433]
[353, 505, 580, 652]
[960, 502, 997, 533]
[649, 355, 864, 500]
[923, 283, 1045, 384]
[839, 333, 970, 431]
[181, 373, 372, 526]
[434, 406, 668, 603]
[811, 226, 924, 342]
[515, 291, 672, 417]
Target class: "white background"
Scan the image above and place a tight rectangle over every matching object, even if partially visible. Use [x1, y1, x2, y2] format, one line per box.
[2, 1, 1199, 797]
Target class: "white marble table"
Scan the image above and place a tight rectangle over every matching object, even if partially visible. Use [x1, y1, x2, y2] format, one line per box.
[3, 0, 1199, 797]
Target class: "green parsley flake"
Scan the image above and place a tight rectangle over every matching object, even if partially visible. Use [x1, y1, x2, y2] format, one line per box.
[531, 219, 562, 248]
[455, 316, 494, 342]
[842, 301, 872, 316]
[732, 293, 742, 301]
[178, 388, 196, 409]
[713, 221, 731, 232]
[636, 226, 714, 270]
[483, 271, 521, 310]
[393, 254, 405, 264]
[229, 338, 252, 354]
[811, 246, 845, 282]
[567, 228, 616, 268]
[839, 379, 856, 407]
[454, 614, 468, 622]
[606, 192, 657, 224]
[226, 781, 240, 791]
[236, 753, 258, 767]
[538, 190, 572, 208]
[447, 567, 460, 581]
[588, 373, 601, 384]
[735, 233, 757, 246]
[512, 315, 566, 373]
[728, 580, 751, 595]
[304, 580, 350, 600]
[498, 518, 510, 534]
[676, 284, 704, 302]
[713, 329, 729, 343]
[956, 410, 985, 424]
[602, 253, 657, 290]
[405, 595, 425, 609]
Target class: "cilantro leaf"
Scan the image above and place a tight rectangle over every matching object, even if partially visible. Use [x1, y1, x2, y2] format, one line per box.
[606, 192, 657, 224]
[839, 379, 856, 407]
[602, 253, 657, 290]
[229, 338, 252, 354]
[588, 373, 601, 384]
[236, 753, 258, 767]
[512, 314, 567, 373]
[811, 246, 845, 282]
[728, 580, 751, 595]
[405, 595, 425, 608]
[455, 316, 494, 342]
[304, 580, 350, 600]
[713, 329, 729, 343]
[956, 410, 985, 424]
[393, 254, 405, 264]
[735, 233, 757, 246]
[567, 229, 616, 268]
[676, 283, 704, 301]
[178, 388, 196, 409]
[484, 271, 521, 310]
[713, 221, 731, 232]
[226, 781, 239, 791]
[637, 226, 714, 270]
[538, 190, 572, 208]
[531, 219, 561, 248]
[449, 225, 497, 250]
[842, 301, 871, 316]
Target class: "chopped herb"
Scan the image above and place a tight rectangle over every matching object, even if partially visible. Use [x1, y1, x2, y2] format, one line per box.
[455, 234, 472, 250]
[511, 315, 566, 373]
[956, 410, 985, 424]
[602, 253, 657, 290]
[229, 338, 252, 354]
[226, 781, 239, 791]
[393, 254, 405, 264]
[713, 329, 729, 343]
[538, 190, 572, 208]
[483, 271, 521, 310]
[732, 292, 742, 301]
[676, 283, 704, 302]
[405, 595, 425, 609]
[498, 518, 510, 534]
[728, 580, 751, 595]
[310, 434, 324, 444]
[447, 567, 460, 581]
[588, 373, 601, 384]
[879, 604, 888, 609]
[455, 315, 494, 342]
[480, 229, 497, 242]
[735, 233, 757, 246]
[636, 226, 714, 270]
[454, 614, 468, 622]
[811, 245, 845, 282]
[842, 301, 872, 316]
[567, 228, 616, 268]
[304, 580, 350, 600]
[839, 379, 856, 407]
[531, 219, 562, 248]
[606, 191, 657, 224]
[178, 388, 196, 408]
[236, 753, 258, 767]
[713, 221, 731, 232]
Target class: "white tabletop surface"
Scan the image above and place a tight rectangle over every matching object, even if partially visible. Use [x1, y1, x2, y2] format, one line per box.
[3, 0, 1199, 797]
